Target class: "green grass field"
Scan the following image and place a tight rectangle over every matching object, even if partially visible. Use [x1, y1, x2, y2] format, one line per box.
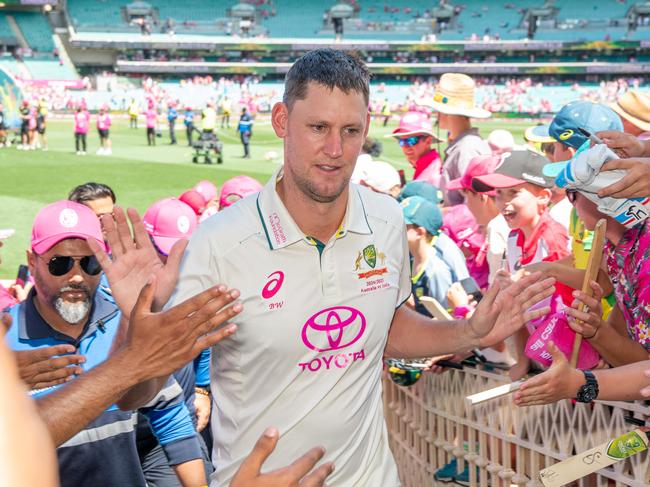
[0, 116, 531, 278]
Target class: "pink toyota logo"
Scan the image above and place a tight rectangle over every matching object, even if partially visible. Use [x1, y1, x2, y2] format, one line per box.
[301, 306, 366, 352]
[262, 271, 284, 299]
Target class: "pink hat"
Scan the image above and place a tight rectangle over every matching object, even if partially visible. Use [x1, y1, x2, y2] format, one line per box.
[446, 154, 503, 192]
[219, 176, 262, 209]
[179, 189, 205, 215]
[31, 200, 106, 254]
[389, 111, 442, 142]
[143, 198, 197, 255]
[193, 180, 218, 204]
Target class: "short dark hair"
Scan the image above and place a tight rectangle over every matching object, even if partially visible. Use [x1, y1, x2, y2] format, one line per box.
[68, 182, 116, 204]
[283, 49, 371, 110]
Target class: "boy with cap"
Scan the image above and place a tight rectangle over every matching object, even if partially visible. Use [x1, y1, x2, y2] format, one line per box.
[446, 154, 510, 285]
[472, 149, 571, 379]
[401, 195, 470, 314]
[526, 102, 622, 294]
[219, 175, 263, 210]
[429, 73, 492, 206]
[389, 111, 443, 187]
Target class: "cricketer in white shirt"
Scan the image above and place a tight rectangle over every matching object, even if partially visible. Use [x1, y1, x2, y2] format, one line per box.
[168, 169, 410, 486]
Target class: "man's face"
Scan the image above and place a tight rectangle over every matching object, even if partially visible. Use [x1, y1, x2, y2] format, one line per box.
[272, 83, 369, 204]
[85, 197, 114, 218]
[28, 238, 101, 325]
[495, 183, 545, 230]
[398, 134, 432, 166]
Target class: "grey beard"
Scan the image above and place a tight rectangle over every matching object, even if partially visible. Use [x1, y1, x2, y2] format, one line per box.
[54, 291, 91, 324]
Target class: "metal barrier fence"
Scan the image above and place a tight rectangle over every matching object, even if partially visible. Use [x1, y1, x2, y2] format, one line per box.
[383, 366, 650, 487]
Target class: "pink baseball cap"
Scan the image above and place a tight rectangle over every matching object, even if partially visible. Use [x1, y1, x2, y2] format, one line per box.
[31, 200, 106, 254]
[219, 176, 263, 209]
[389, 111, 442, 142]
[143, 198, 197, 255]
[179, 189, 205, 215]
[446, 154, 503, 192]
[193, 180, 218, 204]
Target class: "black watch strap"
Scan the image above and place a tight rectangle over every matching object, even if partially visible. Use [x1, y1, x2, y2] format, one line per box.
[576, 370, 599, 403]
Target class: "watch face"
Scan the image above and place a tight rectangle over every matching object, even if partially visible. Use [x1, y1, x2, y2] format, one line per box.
[578, 385, 597, 403]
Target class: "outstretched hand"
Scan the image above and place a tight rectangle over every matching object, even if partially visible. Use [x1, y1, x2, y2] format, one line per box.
[468, 272, 556, 347]
[230, 427, 334, 487]
[513, 341, 584, 407]
[88, 206, 187, 317]
[597, 158, 650, 199]
[117, 275, 242, 381]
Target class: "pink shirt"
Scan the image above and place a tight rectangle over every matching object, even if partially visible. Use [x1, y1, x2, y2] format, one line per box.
[74, 111, 90, 134]
[97, 113, 111, 130]
[145, 109, 157, 128]
[605, 220, 650, 351]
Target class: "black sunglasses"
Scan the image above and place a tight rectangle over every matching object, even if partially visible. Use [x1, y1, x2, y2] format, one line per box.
[42, 255, 102, 277]
[566, 190, 578, 204]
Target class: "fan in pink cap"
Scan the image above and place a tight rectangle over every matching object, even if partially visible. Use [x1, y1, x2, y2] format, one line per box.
[143, 198, 197, 257]
[445, 154, 503, 195]
[219, 175, 262, 209]
[31, 200, 106, 255]
[179, 189, 206, 216]
[387, 111, 443, 187]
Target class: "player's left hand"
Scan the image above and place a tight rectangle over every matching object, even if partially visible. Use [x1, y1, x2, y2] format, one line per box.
[468, 272, 555, 347]
[513, 341, 584, 406]
[88, 206, 187, 317]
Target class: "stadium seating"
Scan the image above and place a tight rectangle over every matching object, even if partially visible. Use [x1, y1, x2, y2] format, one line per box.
[23, 58, 76, 80]
[12, 12, 55, 52]
[65, 0, 650, 42]
[0, 13, 16, 43]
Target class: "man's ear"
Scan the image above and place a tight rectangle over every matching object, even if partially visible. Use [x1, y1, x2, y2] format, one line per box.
[271, 102, 288, 138]
[26, 249, 35, 275]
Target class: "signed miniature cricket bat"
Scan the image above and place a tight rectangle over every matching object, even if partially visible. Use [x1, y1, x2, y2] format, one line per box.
[539, 429, 650, 487]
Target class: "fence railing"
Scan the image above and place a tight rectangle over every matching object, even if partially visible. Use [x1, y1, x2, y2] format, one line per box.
[383, 366, 650, 487]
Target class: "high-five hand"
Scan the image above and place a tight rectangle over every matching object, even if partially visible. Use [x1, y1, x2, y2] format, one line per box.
[88, 206, 187, 317]
[468, 272, 556, 347]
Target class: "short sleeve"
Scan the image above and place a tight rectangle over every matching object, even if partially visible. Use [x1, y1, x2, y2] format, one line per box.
[396, 226, 412, 308]
[165, 223, 221, 310]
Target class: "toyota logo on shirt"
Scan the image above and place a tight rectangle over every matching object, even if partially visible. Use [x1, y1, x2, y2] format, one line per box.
[301, 306, 366, 353]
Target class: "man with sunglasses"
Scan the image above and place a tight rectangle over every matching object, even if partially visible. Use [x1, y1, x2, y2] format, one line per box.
[3, 200, 237, 487]
[389, 111, 443, 188]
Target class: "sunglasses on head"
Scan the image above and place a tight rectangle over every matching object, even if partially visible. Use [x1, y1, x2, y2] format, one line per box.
[566, 189, 578, 204]
[42, 255, 102, 277]
[398, 136, 424, 148]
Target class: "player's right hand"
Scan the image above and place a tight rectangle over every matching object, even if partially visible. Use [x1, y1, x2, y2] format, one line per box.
[230, 427, 335, 487]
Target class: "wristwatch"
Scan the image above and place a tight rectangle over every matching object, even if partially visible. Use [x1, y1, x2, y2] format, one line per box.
[576, 370, 599, 403]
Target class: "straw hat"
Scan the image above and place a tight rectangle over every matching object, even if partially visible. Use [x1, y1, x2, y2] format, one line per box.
[609, 91, 650, 132]
[428, 73, 491, 119]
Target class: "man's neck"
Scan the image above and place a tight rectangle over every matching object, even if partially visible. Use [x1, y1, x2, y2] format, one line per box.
[448, 117, 473, 141]
[32, 294, 87, 341]
[277, 177, 348, 244]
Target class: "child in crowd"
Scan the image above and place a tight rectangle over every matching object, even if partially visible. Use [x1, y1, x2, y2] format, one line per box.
[401, 195, 470, 315]
[472, 149, 571, 379]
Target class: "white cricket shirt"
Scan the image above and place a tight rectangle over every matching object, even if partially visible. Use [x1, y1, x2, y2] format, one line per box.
[168, 168, 410, 486]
